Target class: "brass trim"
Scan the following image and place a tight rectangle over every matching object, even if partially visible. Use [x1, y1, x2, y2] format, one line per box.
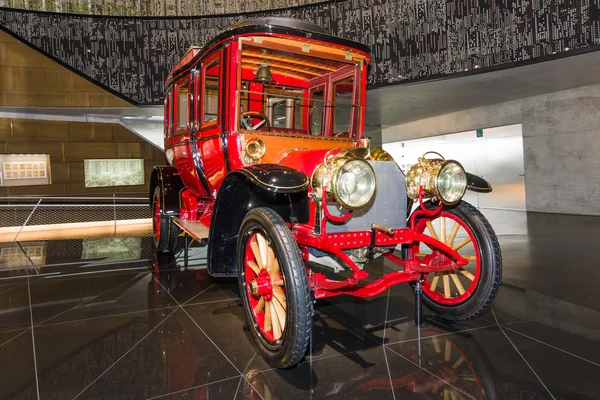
[276, 148, 309, 163]
[346, 147, 395, 161]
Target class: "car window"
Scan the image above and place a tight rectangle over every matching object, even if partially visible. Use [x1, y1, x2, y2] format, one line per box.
[309, 86, 325, 136]
[265, 88, 303, 130]
[203, 56, 220, 126]
[332, 77, 354, 137]
[176, 80, 189, 132]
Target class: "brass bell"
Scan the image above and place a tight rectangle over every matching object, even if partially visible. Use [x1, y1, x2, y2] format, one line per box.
[254, 64, 274, 83]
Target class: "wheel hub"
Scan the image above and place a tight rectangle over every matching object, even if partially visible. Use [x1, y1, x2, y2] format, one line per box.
[249, 268, 273, 301]
[423, 251, 448, 266]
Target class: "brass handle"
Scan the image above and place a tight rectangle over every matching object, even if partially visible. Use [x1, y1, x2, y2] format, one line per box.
[372, 224, 394, 235]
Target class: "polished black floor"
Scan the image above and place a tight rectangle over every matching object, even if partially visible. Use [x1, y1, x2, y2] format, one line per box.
[1, 209, 599, 399]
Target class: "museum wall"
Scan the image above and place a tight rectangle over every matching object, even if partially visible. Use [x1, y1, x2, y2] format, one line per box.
[382, 83, 600, 216]
[0, 30, 164, 196]
[0, 119, 166, 196]
[1, 1, 599, 104]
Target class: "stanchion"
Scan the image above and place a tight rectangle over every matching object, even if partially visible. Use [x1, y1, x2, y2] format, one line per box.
[414, 275, 424, 326]
[184, 233, 189, 268]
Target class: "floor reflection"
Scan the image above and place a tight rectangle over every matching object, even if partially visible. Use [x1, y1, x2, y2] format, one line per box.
[0, 209, 599, 399]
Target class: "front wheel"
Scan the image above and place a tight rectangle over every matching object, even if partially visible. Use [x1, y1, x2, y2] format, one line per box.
[410, 201, 502, 320]
[237, 207, 312, 368]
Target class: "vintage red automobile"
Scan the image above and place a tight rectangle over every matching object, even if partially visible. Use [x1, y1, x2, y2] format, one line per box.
[150, 17, 502, 369]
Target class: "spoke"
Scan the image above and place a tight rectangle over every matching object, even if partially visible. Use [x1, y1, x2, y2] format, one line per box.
[452, 356, 465, 369]
[430, 272, 441, 292]
[272, 296, 286, 332]
[444, 339, 451, 362]
[264, 300, 272, 332]
[440, 217, 446, 244]
[415, 252, 431, 258]
[447, 222, 460, 247]
[458, 267, 475, 281]
[465, 255, 477, 261]
[272, 278, 284, 286]
[449, 271, 465, 295]
[270, 251, 281, 276]
[270, 301, 282, 340]
[273, 286, 286, 308]
[426, 221, 439, 241]
[247, 261, 260, 276]
[254, 119, 266, 130]
[453, 237, 472, 251]
[257, 234, 268, 269]
[254, 296, 265, 314]
[443, 272, 451, 298]
[250, 241, 265, 270]
[432, 336, 442, 353]
[264, 244, 272, 273]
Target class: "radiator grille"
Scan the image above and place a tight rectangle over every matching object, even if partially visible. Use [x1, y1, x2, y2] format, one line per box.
[326, 161, 407, 233]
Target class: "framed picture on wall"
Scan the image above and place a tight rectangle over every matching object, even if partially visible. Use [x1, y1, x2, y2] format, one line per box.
[0, 154, 51, 187]
[84, 158, 144, 188]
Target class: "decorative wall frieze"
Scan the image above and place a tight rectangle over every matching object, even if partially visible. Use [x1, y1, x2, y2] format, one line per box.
[1, 1, 599, 105]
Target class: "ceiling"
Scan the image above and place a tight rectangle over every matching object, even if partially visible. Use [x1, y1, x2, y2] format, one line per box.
[365, 50, 600, 131]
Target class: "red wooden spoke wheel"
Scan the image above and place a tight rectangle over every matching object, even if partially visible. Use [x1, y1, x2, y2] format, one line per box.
[410, 201, 502, 320]
[244, 232, 287, 343]
[413, 212, 481, 305]
[237, 207, 312, 368]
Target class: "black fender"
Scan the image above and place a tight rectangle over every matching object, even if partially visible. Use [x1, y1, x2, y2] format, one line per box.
[149, 166, 185, 217]
[466, 172, 493, 193]
[207, 164, 310, 277]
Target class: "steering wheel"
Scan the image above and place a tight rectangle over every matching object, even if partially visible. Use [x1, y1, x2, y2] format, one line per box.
[240, 111, 270, 131]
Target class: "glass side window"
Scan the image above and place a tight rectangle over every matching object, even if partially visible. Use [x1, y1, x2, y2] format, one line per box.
[309, 86, 325, 136]
[203, 56, 220, 125]
[265, 88, 303, 130]
[176, 80, 189, 131]
[332, 77, 355, 137]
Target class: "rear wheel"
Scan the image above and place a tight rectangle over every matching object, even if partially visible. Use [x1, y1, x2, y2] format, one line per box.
[237, 207, 312, 368]
[152, 187, 179, 253]
[410, 201, 502, 320]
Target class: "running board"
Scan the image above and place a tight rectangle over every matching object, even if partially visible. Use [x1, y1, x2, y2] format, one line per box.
[172, 218, 209, 241]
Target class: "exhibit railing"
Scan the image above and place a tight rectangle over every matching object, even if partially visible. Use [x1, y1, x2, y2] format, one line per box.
[0, 194, 151, 243]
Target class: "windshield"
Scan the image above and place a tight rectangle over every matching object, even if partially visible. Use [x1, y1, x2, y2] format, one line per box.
[238, 86, 360, 139]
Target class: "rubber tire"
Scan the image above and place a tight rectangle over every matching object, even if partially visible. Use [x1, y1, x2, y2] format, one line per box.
[411, 201, 502, 321]
[237, 207, 312, 369]
[152, 187, 180, 253]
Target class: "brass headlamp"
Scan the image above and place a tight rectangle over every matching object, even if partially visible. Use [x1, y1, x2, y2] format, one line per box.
[312, 152, 376, 210]
[406, 152, 467, 205]
[242, 138, 266, 165]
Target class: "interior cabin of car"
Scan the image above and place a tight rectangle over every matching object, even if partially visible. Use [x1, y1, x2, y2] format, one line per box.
[236, 36, 367, 140]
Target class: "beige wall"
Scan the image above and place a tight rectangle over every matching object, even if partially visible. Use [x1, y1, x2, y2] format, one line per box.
[0, 119, 165, 196]
[0, 30, 131, 107]
[0, 30, 164, 197]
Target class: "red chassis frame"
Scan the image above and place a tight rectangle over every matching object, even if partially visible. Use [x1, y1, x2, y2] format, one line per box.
[293, 188, 469, 299]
